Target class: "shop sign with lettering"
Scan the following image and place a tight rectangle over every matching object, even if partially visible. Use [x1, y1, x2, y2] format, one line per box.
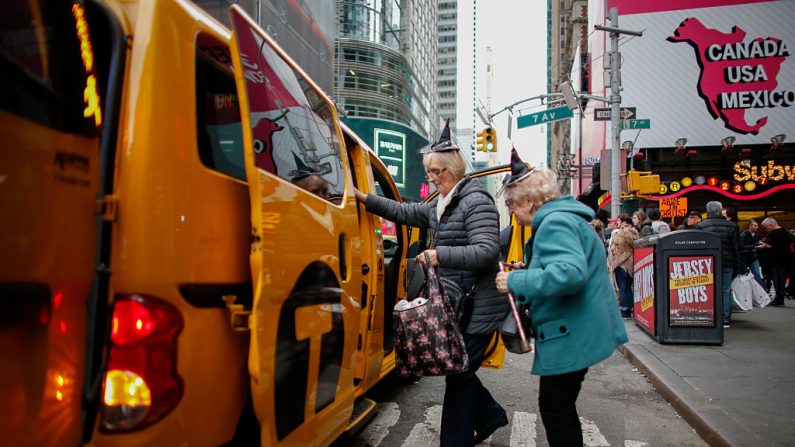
[734, 160, 795, 184]
[374, 128, 406, 188]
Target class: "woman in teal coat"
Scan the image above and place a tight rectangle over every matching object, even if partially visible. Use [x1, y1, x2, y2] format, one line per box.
[495, 149, 628, 447]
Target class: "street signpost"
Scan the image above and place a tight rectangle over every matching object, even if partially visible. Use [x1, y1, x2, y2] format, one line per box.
[620, 119, 651, 130]
[517, 106, 573, 128]
[594, 107, 636, 121]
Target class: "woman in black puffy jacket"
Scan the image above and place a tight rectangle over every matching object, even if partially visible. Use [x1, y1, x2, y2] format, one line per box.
[354, 122, 509, 446]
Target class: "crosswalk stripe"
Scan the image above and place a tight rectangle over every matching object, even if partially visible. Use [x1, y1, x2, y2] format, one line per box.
[509, 411, 537, 447]
[400, 405, 442, 447]
[356, 404, 648, 447]
[580, 417, 610, 446]
[352, 402, 400, 447]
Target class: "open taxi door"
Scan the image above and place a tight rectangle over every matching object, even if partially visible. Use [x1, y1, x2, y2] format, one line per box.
[228, 6, 365, 445]
[341, 125, 408, 391]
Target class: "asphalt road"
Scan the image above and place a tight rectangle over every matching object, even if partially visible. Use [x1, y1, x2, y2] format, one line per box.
[343, 350, 706, 447]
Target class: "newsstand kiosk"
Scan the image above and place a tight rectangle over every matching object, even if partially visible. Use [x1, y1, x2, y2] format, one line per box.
[632, 230, 723, 345]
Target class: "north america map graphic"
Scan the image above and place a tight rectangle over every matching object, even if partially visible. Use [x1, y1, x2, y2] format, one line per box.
[668, 18, 792, 135]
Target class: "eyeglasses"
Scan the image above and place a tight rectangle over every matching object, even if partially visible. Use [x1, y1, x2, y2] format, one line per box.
[504, 198, 524, 209]
[425, 168, 447, 180]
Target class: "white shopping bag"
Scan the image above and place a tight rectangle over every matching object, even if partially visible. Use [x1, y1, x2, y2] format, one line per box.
[731, 274, 753, 312]
[749, 277, 772, 308]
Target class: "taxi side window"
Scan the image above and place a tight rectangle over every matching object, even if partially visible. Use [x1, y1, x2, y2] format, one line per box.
[195, 37, 246, 181]
[232, 22, 346, 202]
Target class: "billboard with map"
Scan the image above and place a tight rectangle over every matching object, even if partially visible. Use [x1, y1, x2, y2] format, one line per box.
[586, 0, 794, 150]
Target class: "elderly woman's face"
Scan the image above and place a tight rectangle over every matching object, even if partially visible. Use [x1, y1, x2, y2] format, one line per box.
[506, 193, 536, 226]
[425, 154, 456, 196]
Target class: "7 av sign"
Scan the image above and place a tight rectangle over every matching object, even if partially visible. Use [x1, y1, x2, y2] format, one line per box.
[593, 107, 636, 121]
[517, 106, 573, 128]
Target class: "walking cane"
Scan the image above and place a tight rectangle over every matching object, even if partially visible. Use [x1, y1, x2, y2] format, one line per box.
[499, 261, 532, 353]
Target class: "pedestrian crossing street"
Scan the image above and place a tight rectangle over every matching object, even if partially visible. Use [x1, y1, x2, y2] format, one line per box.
[352, 403, 649, 447]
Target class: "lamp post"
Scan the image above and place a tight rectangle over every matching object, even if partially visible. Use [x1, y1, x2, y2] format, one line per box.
[594, 8, 642, 218]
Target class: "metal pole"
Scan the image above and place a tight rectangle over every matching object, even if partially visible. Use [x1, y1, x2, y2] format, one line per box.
[609, 7, 622, 218]
[578, 106, 583, 193]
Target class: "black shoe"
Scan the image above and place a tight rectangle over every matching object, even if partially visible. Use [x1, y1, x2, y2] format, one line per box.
[769, 300, 785, 306]
[474, 414, 509, 444]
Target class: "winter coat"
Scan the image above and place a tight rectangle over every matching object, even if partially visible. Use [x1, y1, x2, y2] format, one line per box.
[608, 226, 639, 276]
[739, 230, 759, 264]
[506, 196, 628, 376]
[697, 216, 742, 272]
[365, 177, 508, 334]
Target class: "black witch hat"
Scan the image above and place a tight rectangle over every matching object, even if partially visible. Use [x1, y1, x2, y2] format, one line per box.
[419, 119, 458, 154]
[497, 147, 534, 196]
[288, 152, 319, 181]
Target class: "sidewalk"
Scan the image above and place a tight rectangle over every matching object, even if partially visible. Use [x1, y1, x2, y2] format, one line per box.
[619, 302, 795, 447]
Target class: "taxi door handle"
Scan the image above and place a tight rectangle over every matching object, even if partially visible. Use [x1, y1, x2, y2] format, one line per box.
[338, 233, 348, 280]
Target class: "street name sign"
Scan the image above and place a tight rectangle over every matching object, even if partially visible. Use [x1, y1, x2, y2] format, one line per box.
[517, 106, 573, 128]
[620, 119, 651, 130]
[593, 107, 636, 121]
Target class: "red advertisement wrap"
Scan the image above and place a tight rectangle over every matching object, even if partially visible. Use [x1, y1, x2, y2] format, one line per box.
[633, 246, 656, 334]
[668, 256, 716, 326]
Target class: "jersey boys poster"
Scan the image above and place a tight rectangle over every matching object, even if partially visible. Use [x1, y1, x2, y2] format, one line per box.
[633, 246, 656, 334]
[668, 255, 716, 326]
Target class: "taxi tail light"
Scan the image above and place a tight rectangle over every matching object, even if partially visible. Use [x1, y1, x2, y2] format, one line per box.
[100, 294, 184, 433]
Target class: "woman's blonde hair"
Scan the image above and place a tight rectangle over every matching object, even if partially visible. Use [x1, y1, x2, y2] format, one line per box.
[423, 150, 467, 181]
[505, 167, 560, 207]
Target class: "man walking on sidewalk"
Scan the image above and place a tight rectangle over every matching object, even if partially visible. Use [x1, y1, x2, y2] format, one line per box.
[759, 217, 793, 306]
[697, 201, 742, 327]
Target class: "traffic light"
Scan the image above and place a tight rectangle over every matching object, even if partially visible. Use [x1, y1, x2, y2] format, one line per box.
[475, 128, 488, 152]
[475, 127, 497, 152]
[625, 170, 661, 196]
[485, 127, 496, 152]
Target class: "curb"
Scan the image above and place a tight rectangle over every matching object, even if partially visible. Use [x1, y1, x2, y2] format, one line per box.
[618, 343, 732, 447]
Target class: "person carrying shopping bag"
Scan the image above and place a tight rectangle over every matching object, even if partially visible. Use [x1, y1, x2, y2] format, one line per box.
[354, 121, 509, 446]
[495, 149, 628, 447]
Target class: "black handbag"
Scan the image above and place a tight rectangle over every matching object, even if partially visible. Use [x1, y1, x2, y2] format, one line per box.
[498, 261, 533, 354]
[500, 302, 533, 354]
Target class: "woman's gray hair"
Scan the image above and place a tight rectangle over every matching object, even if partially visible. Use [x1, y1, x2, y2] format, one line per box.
[423, 150, 467, 180]
[504, 167, 560, 206]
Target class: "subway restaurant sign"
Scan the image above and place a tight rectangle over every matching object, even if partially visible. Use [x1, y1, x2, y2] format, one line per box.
[374, 128, 406, 188]
[734, 160, 795, 183]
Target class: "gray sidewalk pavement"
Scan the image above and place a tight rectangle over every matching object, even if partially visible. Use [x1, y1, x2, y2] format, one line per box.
[619, 301, 795, 447]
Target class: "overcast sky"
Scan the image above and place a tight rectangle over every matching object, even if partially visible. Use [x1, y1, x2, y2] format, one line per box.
[457, 0, 549, 168]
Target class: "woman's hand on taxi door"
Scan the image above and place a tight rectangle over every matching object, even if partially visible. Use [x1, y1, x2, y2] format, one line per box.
[353, 187, 367, 203]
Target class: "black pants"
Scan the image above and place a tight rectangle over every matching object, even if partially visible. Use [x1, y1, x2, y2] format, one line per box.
[539, 368, 589, 447]
[771, 266, 789, 303]
[440, 333, 506, 447]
